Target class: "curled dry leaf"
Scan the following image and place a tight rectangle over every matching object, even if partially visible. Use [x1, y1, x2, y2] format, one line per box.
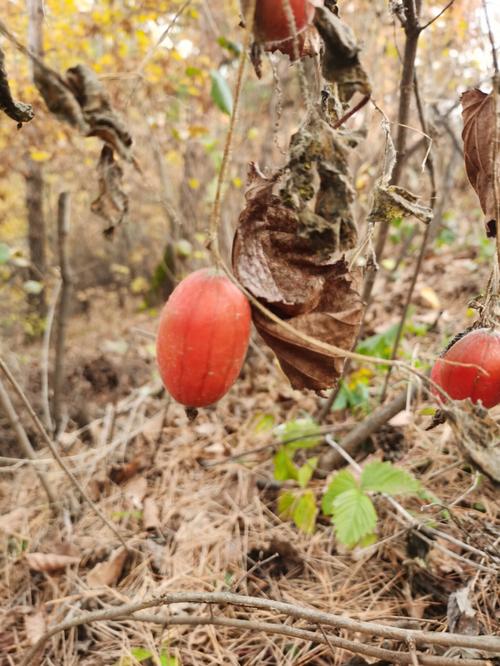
[91, 146, 128, 236]
[314, 5, 371, 101]
[0, 46, 34, 125]
[25, 610, 47, 646]
[26, 552, 80, 573]
[232, 165, 363, 391]
[33, 61, 133, 232]
[368, 185, 433, 227]
[87, 547, 128, 588]
[461, 89, 499, 237]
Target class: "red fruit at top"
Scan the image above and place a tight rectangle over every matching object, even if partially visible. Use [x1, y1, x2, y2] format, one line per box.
[252, 0, 315, 44]
[156, 268, 251, 408]
[431, 328, 500, 408]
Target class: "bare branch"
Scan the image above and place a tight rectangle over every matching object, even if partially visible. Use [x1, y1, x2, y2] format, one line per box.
[420, 0, 457, 31]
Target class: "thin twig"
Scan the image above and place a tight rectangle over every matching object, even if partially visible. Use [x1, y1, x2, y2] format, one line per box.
[22, 590, 500, 665]
[420, 0, 457, 31]
[53, 192, 72, 433]
[0, 358, 129, 550]
[41, 280, 61, 433]
[0, 377, 57, 511]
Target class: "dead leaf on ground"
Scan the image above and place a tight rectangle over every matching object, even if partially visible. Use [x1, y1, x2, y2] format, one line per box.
[87, 547, 128, 587]
[123, 475, 148, 507]
[0, 46, 34, 125]
[25, 610, 47, 646]
[447, 583, 480, 636]
[26, 552, 80, 573]
[461, 89, 499, 238]
[233, 164, 363, 391]
[143, 496, 161, 531]
[109, 457, 142, 484]
[0, 507, 30, 535]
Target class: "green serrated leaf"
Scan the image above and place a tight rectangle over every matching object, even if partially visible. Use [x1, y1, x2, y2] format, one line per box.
[23, 280, 43, 295]
[276, 416, 321, 450]
[0, 243, 10, 264]
[361, 461, 420, 495]
[297, 457, 318, 489]
[273, 448, 298, 482]
[277, 490, 297, 518]
[321, 469, 358, 515]
[332, 489, 377, 548]
[210, 70, 233, 115]
[292, 490, 317, 534]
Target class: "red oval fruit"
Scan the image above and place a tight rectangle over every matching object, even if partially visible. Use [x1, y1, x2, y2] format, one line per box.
[156, 268, 251, 408]
[431, 328, 500, 408]
[252, 0, 315, 44]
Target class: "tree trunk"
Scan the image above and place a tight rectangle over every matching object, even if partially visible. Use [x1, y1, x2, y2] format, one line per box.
[26, 0, 46, 317]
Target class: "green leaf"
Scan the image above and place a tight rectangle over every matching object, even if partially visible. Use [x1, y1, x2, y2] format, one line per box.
[332, 489, 377, 548]
[23, 280, 43, 295]
[297, 457, 318, 489]
[356, 324, 399, 360]
[292, 490, 317, 534]
[210, 70, 233, 115]
[253, 413, 275, 433]
[273, 448, 298, 482]
[217, 36, 242, 56]
[130, 647, 152, 662]
[277, 490, 297, 518]
[276, 416, 321, 450]
[160, 655, 178, 666]
[321, 470, 358, 515]
[361, 461, 420, 495]
[0, 243, 10, 264]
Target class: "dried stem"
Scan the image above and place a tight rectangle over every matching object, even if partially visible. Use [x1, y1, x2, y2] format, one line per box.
[0, 358, 129, 550]
[53, 192, 72, 432]
[22, 590, 500, 666]
[0, 377, 58, 511]
[41, 279, 61, 433]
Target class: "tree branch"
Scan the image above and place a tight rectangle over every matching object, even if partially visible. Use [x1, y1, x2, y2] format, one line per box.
[22, 590, 500, 665]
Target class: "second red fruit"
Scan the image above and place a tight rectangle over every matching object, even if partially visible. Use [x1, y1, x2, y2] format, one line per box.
[431, 328, 500, 408]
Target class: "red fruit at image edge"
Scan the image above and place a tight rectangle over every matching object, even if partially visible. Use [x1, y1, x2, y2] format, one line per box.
[430, 328, 500, 408]
[253, 0, 315, 44]
[156, 268, 251, 408]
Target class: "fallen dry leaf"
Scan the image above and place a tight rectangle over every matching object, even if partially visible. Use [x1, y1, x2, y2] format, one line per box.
[25, 610, 47, 646]
[123, 476, 148, 507]
[143, 496, 161, 531]
[0, 507, 29, 535]
[233, 165, 363, 391]
[447, 583, 479, 636]
[26, 552, 80, 573]
[87, 547, 128, 587]
[461, 89, 499, 237]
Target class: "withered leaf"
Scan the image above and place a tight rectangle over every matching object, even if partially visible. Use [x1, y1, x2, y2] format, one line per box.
[461, 89, 499, 237]
[281, 115, 358, 254]
[447, 584, 479, 636]
[33, 61, 132, 232]
[87, 547, 128, 588]
[25, 610, 47, 646]
[26, 552, 80, 573]
[91, 145, 128, 236]
[0, 46, 34, 125]
[314, 6, 371, 101]
[368, 184, 433, 226]
[232, 165, 363, 391]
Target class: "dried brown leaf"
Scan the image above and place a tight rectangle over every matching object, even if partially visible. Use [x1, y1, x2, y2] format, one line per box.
[87, 547, 128, 588]
[25, 610, 47, 646]
[91, 145, 128, 236]
[314, 6, 371, 101]
[0, 507, 30, 535]
[26, 552, 80, 573]
[461, 89, 499, 237]
[123, 476, 148, 507]
[233, 165, 363, 391]
[368, 185, 433, 226]
[0, 46, 34, 125]
[143, 496, 161, 531]
[447, 583, 479, 636]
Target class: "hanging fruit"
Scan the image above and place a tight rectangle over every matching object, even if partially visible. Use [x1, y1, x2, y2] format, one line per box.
[431, 328, 500, 409]
[156, 268, 251, 408]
